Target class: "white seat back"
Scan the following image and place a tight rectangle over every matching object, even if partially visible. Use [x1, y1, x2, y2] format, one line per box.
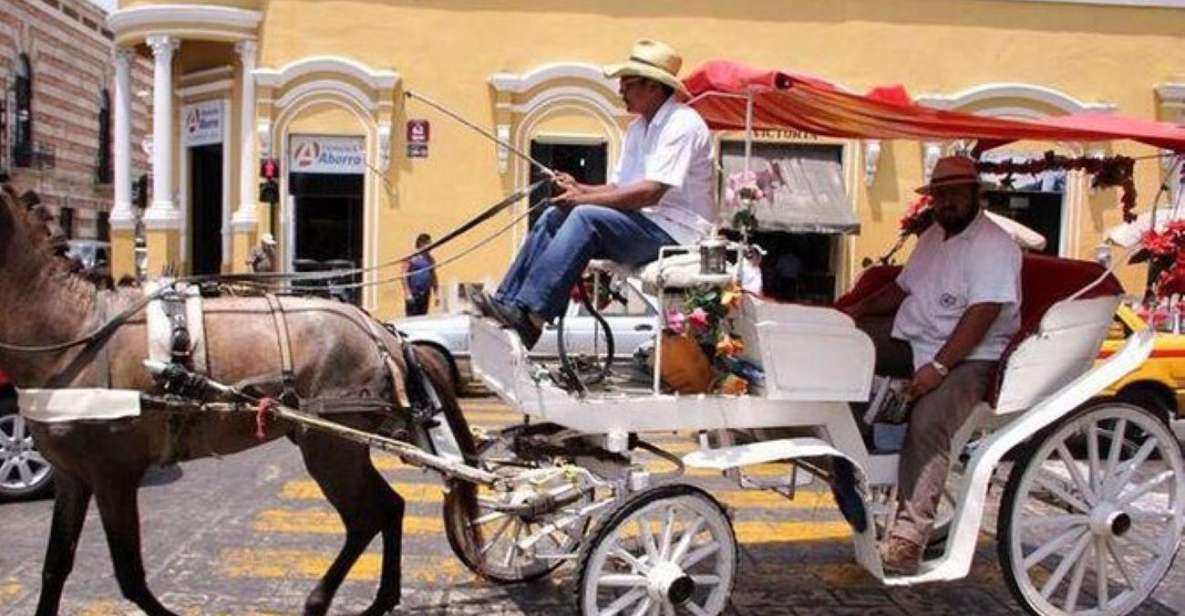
[992, 295, 1122, 414]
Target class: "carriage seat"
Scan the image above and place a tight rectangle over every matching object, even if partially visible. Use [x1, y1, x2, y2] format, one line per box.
[588, 252, 732, 294]
[833, 254, 1125, 413]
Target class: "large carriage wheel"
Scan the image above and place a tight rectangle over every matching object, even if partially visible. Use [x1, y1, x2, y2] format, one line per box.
[998, 400, 1184, 616]
[577, 484, 737, 616]
[443, 423, 587, 584]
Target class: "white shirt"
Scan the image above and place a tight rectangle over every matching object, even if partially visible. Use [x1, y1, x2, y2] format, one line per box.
[611, 97, 717, 245]
[892, 212, 1023, 370]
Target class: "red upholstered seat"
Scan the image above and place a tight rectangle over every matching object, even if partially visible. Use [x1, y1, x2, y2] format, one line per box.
[836, 254, 1123, 344]
[834, 254, 1125, 405]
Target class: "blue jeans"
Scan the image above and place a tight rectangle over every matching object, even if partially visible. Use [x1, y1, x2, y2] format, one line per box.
[496, 205, 676, 320]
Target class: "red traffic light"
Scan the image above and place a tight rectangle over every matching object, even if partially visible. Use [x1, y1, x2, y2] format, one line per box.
[260, 157, 280, 179]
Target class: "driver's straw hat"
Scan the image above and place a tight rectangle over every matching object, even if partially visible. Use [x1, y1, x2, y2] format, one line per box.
[916, 155, 981, 194]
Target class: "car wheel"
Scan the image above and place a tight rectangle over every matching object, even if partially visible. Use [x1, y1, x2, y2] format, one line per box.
[0, 405, 55, 501]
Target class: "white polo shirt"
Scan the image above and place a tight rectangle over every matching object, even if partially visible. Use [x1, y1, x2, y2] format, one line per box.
[892, 212, 1023, 370]
[611, 96, 717, 245]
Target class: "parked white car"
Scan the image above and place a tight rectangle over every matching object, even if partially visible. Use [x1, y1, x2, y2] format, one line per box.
[393, 279, 658, 389]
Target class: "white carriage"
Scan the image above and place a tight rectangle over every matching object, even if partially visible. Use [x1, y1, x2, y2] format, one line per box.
[448, 60, 1185, 616]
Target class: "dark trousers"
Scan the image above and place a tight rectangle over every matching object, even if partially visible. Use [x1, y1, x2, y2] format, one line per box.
[857, 316, 996, 547]
[405, 292, 430, 316]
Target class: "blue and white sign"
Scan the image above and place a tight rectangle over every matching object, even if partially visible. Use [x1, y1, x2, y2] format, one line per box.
[181, 100, 223, 147]
[289, 135, 366, 175]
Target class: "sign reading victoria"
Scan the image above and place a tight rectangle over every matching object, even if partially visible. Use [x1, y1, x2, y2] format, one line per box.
[288, 135, 366, 175]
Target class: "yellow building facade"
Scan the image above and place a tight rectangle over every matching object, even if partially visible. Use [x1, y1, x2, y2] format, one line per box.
[106, 0, 1185, 320]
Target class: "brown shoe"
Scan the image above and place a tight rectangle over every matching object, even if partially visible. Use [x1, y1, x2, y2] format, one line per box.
[881, 534, 923, 576]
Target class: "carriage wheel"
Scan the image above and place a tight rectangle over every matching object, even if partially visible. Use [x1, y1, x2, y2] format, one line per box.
[998, 400, 1185, 616]
[443, 425, 588, 584]
[577, 484, 737, 616]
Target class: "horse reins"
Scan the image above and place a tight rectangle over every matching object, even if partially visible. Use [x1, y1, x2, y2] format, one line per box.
[0, 91, 563, 354]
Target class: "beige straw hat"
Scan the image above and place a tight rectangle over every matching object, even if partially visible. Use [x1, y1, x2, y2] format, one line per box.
[603, 39, 690, 98]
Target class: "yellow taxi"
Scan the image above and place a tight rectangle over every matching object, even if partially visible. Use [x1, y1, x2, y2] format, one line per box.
[1100, 304, 1185, 441]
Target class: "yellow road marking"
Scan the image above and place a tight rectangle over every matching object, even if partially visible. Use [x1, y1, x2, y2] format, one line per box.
[219, 549, 465, 584]
[0, 581, 23, 604]
[254, 509, 445, 535]
[280, 479, 834, 512]
[278, 480, 448, 502]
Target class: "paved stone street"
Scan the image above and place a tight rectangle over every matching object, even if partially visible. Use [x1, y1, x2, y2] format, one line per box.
[1, 396, 1182, 615]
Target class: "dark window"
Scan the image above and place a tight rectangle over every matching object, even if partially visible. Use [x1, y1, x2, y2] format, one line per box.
[13, 54, 33, 168]
[59, 207, 74, 240]
[97, 211, 110, 242]
[96, 90, 112, 183]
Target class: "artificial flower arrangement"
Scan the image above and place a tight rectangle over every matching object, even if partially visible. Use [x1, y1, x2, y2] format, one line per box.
[660, 280, 760, 395]
[878, 152, 1139, 267]
[724, 169, 764, 236]
[1135, 219, 1185, 299]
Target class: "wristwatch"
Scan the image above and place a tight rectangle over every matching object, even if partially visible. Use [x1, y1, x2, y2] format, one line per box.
[930, 360, 950, 378]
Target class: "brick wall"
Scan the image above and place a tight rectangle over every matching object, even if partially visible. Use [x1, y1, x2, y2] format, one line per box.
[0, 0, 151, 240]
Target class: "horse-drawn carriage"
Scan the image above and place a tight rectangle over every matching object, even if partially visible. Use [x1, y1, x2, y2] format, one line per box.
[4, 59, 1185, 616]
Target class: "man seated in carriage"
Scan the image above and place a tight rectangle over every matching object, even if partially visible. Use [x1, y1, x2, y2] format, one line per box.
[840, 155, 1023, 575]
[473, 39, 717, 348]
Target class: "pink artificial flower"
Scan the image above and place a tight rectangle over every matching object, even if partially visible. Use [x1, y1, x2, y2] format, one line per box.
[665, 309, 686, 335]
[688, 307, 710, 330]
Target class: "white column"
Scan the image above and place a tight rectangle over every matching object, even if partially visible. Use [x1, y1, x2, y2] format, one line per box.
[144, 34, 180, 226]
[110, 47, 135, 229]
[232, 40, 258, 230]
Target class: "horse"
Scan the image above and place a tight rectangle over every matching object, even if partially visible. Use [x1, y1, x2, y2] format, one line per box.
[0, 185, 474, 616]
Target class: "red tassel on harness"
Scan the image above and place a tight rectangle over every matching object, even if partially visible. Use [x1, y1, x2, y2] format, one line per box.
[255, 397, 277, 441]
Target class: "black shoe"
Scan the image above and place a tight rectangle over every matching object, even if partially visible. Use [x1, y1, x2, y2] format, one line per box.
[486, 299, 543, 350]
[830, 458, 869, 534]
[468, 290, 497, 318]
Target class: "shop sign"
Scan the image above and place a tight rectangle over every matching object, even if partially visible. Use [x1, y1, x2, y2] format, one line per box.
[289, 135, 366, 175]
[407, 119, 430, 143]
[407, 143, 429, 159]
[182, 100, 223, 147]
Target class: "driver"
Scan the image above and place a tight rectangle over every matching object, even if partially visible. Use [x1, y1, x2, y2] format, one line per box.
[473, 39, 716, 348]
[840, 155, 1022, 575]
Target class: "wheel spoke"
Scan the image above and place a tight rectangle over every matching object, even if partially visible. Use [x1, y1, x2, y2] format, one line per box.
[17, 460, 33, 484]
[11, 418, 25, 441]
[611, 547, 650, 573]
[691, 573, 721, 586]
[26, 450, 47, 467]
[599, 588, 646, 616]
[471, 510, 509, 526]
[685, 603, 710, 616]
[1019, 513, 1088, 532]
[628, 596, 651, 616]
[662, 602, 675, 616]
[598, 574, 648, 588]
[1106, 437, 1160, 498]
[500, 519, 523, 569]
[659, 505, 677, 560]
[479, 517, 514, 556]
[0, 458, 16, 483]
[1063, 540, 1089, 614]
[1040, 531, 1091, 599]
[637, 517, 661, 564]
[1033, 472, 1091, 514]
[1023, 525, 1087, 569]
[1103, 419, 1127, 485]
[1104, 537, 1137, 591]
[1055, 444, 1096, 505]
[1095, 536, 1109, 608]
[670, 517, 706, 563]
[1087, 422, 1103, 496]
[1119, 530, 1165, 559]
[680, 541, 721, 570]
[1117, 470, 1173, 507]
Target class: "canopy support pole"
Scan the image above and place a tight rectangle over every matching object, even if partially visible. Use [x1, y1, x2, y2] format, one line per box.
[744, 89, 754, 174]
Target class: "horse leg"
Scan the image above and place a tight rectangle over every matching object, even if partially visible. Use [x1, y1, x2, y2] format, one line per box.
[298, 433, 405, 616]
[92, 470, 180, 616]
[33, 472, 92, 616]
